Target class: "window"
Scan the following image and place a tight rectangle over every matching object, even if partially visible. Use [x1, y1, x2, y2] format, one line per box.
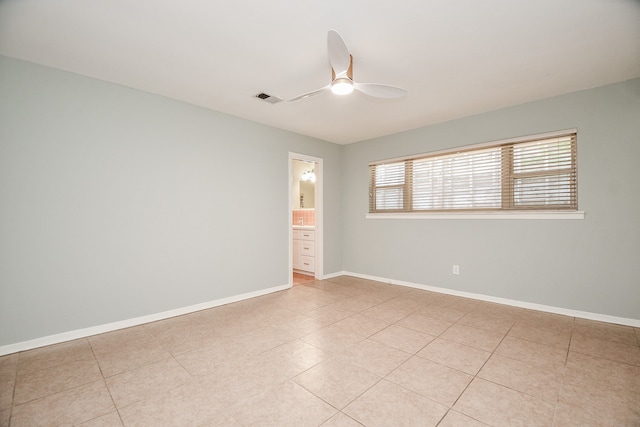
[369, 131, 577, 213]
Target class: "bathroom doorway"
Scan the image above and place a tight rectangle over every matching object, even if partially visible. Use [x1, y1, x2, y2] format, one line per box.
[289, 153, 323, 286]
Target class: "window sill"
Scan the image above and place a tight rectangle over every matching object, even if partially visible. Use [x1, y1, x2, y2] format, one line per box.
[366, 211, 585, 220]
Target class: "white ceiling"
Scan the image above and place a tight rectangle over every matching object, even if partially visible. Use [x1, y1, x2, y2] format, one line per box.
[1, 0, 639, 145]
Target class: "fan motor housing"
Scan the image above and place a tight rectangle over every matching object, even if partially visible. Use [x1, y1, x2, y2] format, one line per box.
[332, 55, 354, 80]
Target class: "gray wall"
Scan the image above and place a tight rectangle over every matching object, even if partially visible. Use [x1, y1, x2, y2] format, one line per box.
[1, 54, 638, 349]
[0, 56, 343, 346]
[343, 79, 640, 320]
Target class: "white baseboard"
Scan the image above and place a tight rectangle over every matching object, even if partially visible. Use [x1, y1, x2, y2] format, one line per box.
[0, 283, 290, 356]
[4, 272, 638, 356]
[343, 271, 640, 328]
[321, 270, 347, 280]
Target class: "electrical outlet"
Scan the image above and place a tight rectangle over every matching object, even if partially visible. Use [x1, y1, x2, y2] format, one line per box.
[453, 265, 460, 275]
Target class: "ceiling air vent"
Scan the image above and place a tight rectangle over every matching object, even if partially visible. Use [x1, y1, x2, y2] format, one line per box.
[255, 92, 283, 104]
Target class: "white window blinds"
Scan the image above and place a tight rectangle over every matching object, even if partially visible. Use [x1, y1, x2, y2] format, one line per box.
[370, 131, 577, 213]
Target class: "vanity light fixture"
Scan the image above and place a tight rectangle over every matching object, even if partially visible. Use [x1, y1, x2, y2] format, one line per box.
[301, 169, 316, 183]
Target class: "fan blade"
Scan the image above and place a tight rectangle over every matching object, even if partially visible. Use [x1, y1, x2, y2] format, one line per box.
[327, 30, 350, 77]
[287, 85, 330, 102]
[353, 82, 407, 99]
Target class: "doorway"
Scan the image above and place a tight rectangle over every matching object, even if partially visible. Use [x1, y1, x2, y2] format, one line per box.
[289, 153, 323, 286]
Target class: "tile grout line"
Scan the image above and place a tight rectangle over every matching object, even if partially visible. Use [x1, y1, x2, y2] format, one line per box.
[550, 316, 576, 427]
[356, 300, 465, 426]
[293, 295, 439, 425]
[7, 353, 18, 427]
[441, 316, 518, 426]
[87, 338, 126, 427]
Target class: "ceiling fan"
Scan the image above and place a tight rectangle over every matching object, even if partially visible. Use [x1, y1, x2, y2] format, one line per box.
[288, 30, 407, 102]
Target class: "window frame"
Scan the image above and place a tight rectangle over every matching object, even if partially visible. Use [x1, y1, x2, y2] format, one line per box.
[368, 129, 582, 219]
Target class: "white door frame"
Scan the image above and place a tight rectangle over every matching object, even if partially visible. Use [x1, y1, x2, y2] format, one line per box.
[289, 152, 323, 286]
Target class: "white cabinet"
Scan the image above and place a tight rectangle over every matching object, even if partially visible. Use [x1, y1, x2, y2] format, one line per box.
[292, 238, 302, 270]
[293, 229, 315, 274]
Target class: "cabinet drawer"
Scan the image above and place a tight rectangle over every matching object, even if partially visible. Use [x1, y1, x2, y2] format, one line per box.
[300, 241, 315, 256]
[293, 230, 315, 241]
[300, 256, 315, 272]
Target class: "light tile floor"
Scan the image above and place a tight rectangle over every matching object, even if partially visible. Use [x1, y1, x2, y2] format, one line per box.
[293, 272, 316, 286]
[1, 275, 639, 426]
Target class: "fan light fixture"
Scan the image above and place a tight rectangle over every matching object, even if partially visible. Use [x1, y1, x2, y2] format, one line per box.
[331, 78, 354, 95]
[288, 30, 407, 102]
